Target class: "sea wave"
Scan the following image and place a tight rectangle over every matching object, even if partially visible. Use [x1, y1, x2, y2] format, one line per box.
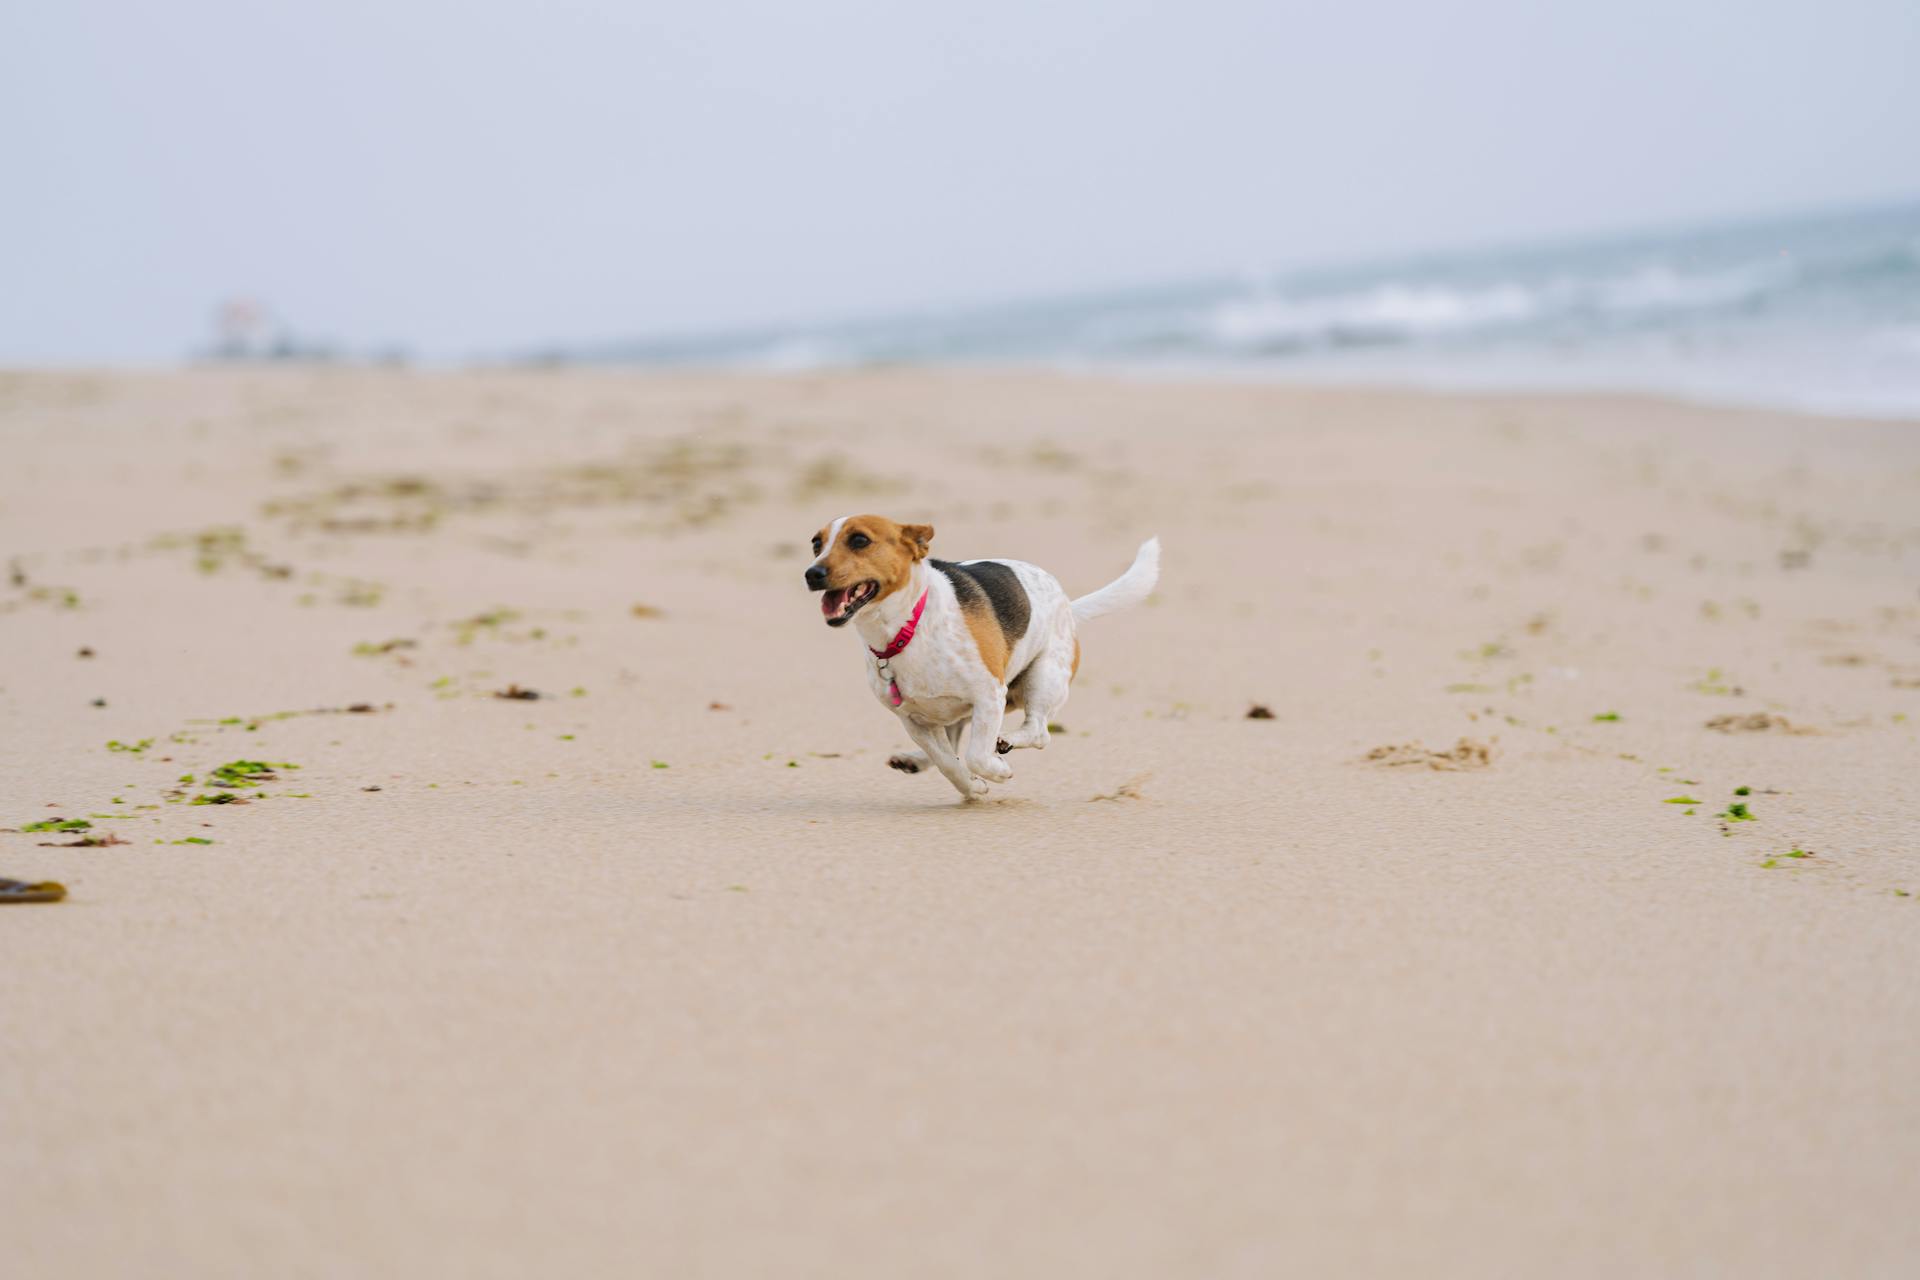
[571, 202, 1920, 415]
[1184, 256, 1807, 356]
[1202, 282, 1541, 350]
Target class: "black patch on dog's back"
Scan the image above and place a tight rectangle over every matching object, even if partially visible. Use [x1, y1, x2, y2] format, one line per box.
[933, 559, 1030, 646]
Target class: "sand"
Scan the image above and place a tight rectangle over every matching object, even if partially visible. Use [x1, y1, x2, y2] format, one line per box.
[4, 368, 1918, 1277]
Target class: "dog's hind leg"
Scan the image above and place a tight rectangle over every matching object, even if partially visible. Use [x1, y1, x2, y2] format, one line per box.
[965, 686, 1013, 782]
[998, 645, 1074, 752]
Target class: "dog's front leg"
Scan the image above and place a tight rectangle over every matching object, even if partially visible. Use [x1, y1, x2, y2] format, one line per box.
[885, 725, 965, 778]
[902, 717, 986, 800]
[963, 686, 1013, 783]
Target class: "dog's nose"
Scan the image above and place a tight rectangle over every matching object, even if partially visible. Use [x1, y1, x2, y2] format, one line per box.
[804, 564, 828, 590]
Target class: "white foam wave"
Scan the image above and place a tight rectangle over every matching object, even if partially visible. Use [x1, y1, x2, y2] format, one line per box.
[1206, 283, 1538, 348]
[1593, 260, 1790, 313]
[1193, 257, 1799, 354]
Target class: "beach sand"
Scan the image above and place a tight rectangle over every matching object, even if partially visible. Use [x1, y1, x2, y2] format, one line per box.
[4, 368, 1918, 1277]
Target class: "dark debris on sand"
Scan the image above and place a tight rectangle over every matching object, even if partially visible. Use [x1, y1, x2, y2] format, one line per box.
[0, 878, 66, 904]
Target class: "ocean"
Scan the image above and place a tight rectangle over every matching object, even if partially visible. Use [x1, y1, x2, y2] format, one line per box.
[563, 201, 1920, 418]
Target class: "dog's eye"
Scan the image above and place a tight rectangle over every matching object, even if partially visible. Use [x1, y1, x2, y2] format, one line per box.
[811, 538, 822, 554]
[848, 533, 870, 550]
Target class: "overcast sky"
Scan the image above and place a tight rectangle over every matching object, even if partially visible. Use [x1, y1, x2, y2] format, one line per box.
[3, 0, 1916, 363]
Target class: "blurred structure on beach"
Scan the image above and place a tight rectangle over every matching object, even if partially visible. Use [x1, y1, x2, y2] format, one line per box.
[202, 296, 405, 366]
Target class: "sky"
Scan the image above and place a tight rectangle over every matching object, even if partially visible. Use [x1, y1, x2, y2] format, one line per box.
[2, 0, 1917, 364]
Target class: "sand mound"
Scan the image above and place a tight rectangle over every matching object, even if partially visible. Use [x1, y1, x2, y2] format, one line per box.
[1705, 712, 1813, 735]
[1363, 738, 1496, 771]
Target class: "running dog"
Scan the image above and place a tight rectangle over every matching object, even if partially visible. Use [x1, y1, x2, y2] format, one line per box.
[805, 515, 1159, 800]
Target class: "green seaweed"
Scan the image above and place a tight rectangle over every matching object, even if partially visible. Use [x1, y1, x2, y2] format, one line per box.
[207, 760, 296, 789]
[1690, 667, 1740, 696]
[453, 608, 520, 645]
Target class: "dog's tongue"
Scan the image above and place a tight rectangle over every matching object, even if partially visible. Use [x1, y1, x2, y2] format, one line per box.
[821, 587, 847, 617]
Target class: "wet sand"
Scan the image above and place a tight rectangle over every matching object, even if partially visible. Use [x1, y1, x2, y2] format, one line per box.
[4, 368, 1918, 1276]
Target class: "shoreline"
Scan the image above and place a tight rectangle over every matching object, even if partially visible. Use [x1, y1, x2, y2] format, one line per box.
[11, 359, 1920, 425]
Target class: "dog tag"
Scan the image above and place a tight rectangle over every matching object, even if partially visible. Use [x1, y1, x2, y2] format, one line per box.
[888, 679, 903, 707]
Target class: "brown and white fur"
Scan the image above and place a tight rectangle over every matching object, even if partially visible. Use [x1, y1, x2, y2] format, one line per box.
[805, 515, 1160, 801]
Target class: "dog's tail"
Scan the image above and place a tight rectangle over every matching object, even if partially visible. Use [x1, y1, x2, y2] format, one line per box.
[1071, 537, 1160, 625]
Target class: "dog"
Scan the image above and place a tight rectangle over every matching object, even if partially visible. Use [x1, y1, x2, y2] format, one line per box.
[805, 515, 1159, 800]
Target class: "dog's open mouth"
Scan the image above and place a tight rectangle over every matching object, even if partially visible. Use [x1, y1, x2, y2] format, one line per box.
[821, 579, 879, 626]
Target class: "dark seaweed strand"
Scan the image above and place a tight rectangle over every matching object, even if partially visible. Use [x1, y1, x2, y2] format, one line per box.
[932, 559, 1030, 646]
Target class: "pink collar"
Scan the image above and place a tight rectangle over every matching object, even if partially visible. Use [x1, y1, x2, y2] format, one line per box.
[869, 590, 929, 660]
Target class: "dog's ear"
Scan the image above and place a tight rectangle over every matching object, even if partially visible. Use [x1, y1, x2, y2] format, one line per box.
[901, 523, 934, 562]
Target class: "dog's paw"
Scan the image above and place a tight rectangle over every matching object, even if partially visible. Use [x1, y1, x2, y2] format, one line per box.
[970, 755, 1013, 783]
[888, 752, 928, 774]
[997, 724, 1050, 752]
[949, 773, 989, 800]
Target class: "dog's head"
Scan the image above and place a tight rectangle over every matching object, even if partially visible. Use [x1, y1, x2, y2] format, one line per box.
[803, 515, 933, 627]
